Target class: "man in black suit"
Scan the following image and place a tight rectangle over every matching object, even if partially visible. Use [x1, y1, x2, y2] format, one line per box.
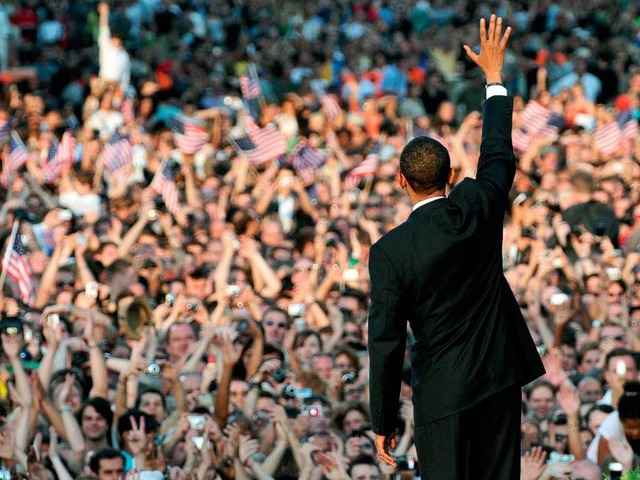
[368, 15, 545, 479]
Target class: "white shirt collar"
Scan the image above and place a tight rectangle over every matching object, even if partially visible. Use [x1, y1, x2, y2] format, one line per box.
[412, 196, 445, 211]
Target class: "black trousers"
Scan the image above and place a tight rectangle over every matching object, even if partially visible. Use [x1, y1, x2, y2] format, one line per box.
[413, 385, 521, 480]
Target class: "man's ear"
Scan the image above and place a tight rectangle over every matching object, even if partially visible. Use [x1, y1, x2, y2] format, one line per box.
[398, 172, 407, 189]
[447, 168, 456, 186]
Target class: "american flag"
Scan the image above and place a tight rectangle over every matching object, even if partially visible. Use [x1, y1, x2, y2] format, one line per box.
[239, 66, 262, 100]
[617, 109, 639, 142]
[290, 140, 325, 185]
[408, 118, 429, 141]
[345, 141, 382, 189]
[0, 118, 10, 143]
[2, 131, 29, 186]
[512, 128, 532, 153]
[594, 120, 623, 156]
[228, 134, 268, 165]
[169, 117, 210, 156]
[43, 131, 75, 182]
[121, 96, 135, 124]
[537, 112, 565, 138]
[520, 101, 553, 136]
[2, 229, 34, 306]
[151, 162, 180, 215]
[242, 115, 287, 164]
[104, 130, 132, 174]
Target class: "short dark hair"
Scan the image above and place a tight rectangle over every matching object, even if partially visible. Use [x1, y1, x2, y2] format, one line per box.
[605, 348, 637, 372]
[348, 454, 381, 478]
[89, 448, 124, 474]
[135, 389, 167, 411]
[117, 409, 159, 439]
[399, 136, 450, 194]
[619, 381, 640, 421]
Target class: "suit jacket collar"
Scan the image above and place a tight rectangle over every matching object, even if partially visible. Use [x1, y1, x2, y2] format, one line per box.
[409, 197, 447, 218]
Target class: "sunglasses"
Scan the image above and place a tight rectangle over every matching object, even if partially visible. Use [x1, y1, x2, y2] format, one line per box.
[265, 320, 288, 329]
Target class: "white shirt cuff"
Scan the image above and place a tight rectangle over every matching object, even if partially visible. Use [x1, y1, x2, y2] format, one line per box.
[486, 84, 508, 99]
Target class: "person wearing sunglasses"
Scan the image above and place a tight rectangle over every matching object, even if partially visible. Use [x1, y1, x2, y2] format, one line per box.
[260, 307, 290, 348]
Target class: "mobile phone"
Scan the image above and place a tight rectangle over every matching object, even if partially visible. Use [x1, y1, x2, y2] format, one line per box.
[77, 234, 86, 244]
[48, 314, 60, 326]
[550, 293, 569, 306]
[187, 415, 205, 430]
[616, 359, 627, 377]
[394, 455, 416, 471]
[295, 387, 312, 399]
[0, 469, 10, 480]
[85, 282, 99, 298]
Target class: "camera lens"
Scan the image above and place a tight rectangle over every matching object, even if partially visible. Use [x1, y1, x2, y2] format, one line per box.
[282, 385, 296, 400]
[272, 368, 287, 383]
[342, 372, 357, 384]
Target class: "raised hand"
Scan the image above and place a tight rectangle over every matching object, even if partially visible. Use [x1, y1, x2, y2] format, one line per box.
[520, 446, 547, 480]
[1, 332, 22, 360]
[463, 14, 511, 83]
[556, 380, 581, 419]
[126, 415, 147, 457]
[55, 373, 76, 410]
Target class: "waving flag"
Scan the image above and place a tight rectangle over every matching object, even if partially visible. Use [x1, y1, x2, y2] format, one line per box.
[290, 140, 325, 185]
[239, 65, 262, 100]
[43, 131, 75, 182]
[0, 118, 10, 143]
[2, 131, 29, 186]
[345, 141, 382, 189]
[151, 162, 180, 215]
[618, 109, 639, 142]
[537, 112, 565, 138]
[169, 117, 210, 155]
[512, 129, 532, 153]
[408, 118, 429, 141]
[594, 120, 623, 156]
[520, 101, 553, 136]
[2, 227, 34, 306]
[238, 115, 287, 164]
[104, 130, 132, 174]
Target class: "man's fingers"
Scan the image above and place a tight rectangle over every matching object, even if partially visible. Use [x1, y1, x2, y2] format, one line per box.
[500, 26, 512, 50]
[488, 14, 496, 42]
[494, 16, 502, 41]
[378, 451, 397, 467]
[463, 45, 478, 63]
[479, 17, 487, 44]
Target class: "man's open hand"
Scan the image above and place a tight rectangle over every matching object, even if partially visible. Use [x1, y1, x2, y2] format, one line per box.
[463, 14, 511, 84]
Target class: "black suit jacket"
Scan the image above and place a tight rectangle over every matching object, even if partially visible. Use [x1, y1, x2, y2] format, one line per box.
[367, 95, 545, 434]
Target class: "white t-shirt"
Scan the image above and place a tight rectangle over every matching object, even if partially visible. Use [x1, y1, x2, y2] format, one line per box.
[59, 191, 102, 218]
[98, 25, 131, 91]
[586, 410, 625, 463]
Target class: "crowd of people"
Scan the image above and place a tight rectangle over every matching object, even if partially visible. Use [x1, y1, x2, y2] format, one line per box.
[0, 0, 639, 479]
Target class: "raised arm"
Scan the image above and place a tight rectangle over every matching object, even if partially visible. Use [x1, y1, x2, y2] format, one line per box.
[463, 15, 515, 204]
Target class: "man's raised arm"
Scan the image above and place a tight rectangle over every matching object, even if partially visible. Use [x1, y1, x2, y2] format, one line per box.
[463, 14, 515, 206]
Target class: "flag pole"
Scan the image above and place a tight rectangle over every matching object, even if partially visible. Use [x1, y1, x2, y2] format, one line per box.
[0, 220, 19, 292]
[251, 63, 267, 113]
